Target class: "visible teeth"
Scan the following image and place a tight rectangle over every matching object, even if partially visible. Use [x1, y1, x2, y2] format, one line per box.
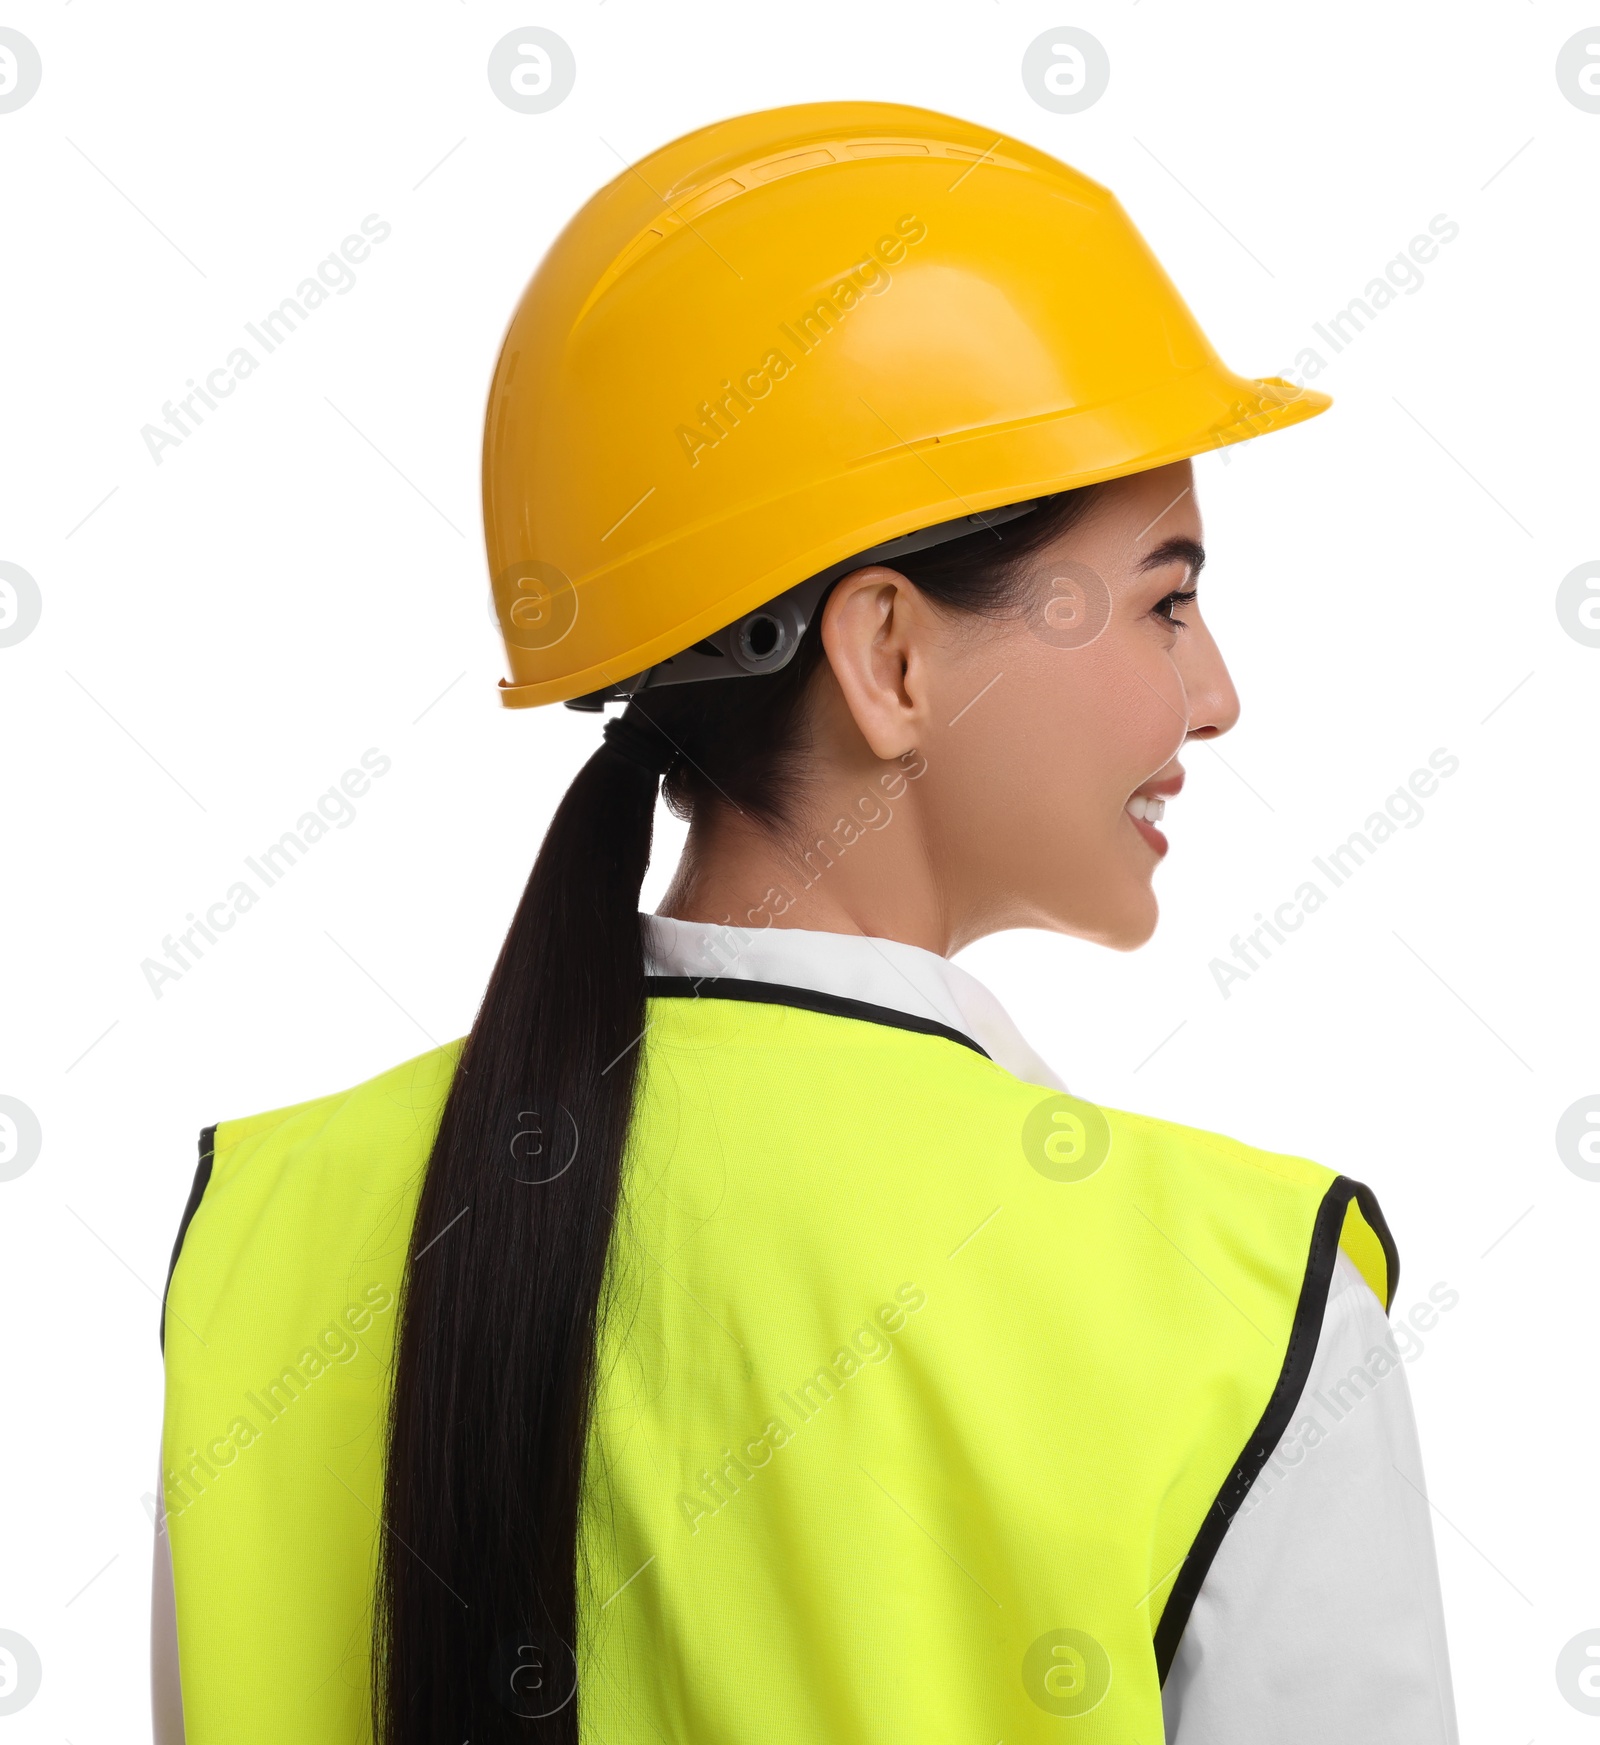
[1127, 795, 1166, 823]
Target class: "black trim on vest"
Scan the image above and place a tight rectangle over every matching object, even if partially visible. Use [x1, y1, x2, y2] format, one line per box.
[1153, 1173, 1398, 1684]
[644, 974, 992, 1061]
[1351, 1177, 1400, 1314]
[160, 1124, 216, 1355]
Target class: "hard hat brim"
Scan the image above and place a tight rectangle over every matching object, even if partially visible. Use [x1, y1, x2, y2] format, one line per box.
[496, 372, 1329, 710]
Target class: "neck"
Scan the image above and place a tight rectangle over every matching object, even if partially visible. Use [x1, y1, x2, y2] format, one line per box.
[656, 785, 957, 956]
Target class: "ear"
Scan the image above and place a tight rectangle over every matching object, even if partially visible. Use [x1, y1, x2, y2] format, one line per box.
[818, 564, 929, 760]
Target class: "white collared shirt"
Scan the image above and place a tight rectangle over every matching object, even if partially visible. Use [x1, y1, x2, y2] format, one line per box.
[152, 915, 1460, 1744]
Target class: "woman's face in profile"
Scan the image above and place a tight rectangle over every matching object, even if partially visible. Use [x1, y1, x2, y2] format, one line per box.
[883, 459, 1241, 952]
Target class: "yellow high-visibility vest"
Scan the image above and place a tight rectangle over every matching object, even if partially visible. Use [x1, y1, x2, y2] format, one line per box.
[161, 984, 1395, 1743]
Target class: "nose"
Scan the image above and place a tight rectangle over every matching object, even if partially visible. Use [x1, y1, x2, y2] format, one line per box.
[1179, 610, 1240, 741]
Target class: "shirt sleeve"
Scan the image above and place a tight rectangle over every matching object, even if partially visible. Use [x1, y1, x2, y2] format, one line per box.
[1162, 1247, 1459, 1743]
[152, 1444, 186, 1744]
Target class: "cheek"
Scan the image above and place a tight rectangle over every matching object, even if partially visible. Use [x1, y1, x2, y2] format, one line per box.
[940, 656, 1120, 837]
[1096, 652, 1189, 782]
[1036, 637, 1186, 803]
[921, 629, 1182, 936]
[923, 635, 1182, 849]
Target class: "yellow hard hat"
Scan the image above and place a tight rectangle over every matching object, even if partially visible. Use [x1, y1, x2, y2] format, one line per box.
[483, 100, 1329, 710]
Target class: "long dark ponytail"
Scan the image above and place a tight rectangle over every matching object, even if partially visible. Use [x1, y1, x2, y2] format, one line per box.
[373, 484, 1103, 1741]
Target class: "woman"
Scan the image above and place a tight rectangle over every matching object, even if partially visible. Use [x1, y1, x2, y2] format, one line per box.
[154, 102, 1458, 1742]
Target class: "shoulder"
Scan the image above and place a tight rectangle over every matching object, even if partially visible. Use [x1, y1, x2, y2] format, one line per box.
[1017, 1088, 1340, 1208]
[209, 1038, 464, 1179]
[161, 1041, 463, 1353]
[1095, 1100, 1333, 1187]
[892, 1055, 1402, 1316]
[1060, 1096, 1400, 1317]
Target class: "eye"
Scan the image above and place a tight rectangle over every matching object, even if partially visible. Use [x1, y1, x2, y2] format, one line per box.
[1153, 586, 1197, 629]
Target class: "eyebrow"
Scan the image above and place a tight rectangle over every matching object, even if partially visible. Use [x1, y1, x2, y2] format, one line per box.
[1139, 536, 1206, 580]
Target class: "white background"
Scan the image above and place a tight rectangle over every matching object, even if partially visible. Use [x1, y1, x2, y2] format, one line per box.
[3, 2, 1596, 1738]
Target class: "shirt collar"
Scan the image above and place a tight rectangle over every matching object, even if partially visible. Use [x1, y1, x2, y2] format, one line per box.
[642, 912, 1066, 1091]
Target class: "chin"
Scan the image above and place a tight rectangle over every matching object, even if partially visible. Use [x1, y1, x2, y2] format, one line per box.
[1040, 884, 1159, 951]
[1094, 889, 1161, 952]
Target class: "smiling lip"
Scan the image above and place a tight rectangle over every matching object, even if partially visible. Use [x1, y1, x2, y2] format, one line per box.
[1132, 769, 1185, 801]
[1126, 768, 1184, 856]
[1128, 811, 1168, 855]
